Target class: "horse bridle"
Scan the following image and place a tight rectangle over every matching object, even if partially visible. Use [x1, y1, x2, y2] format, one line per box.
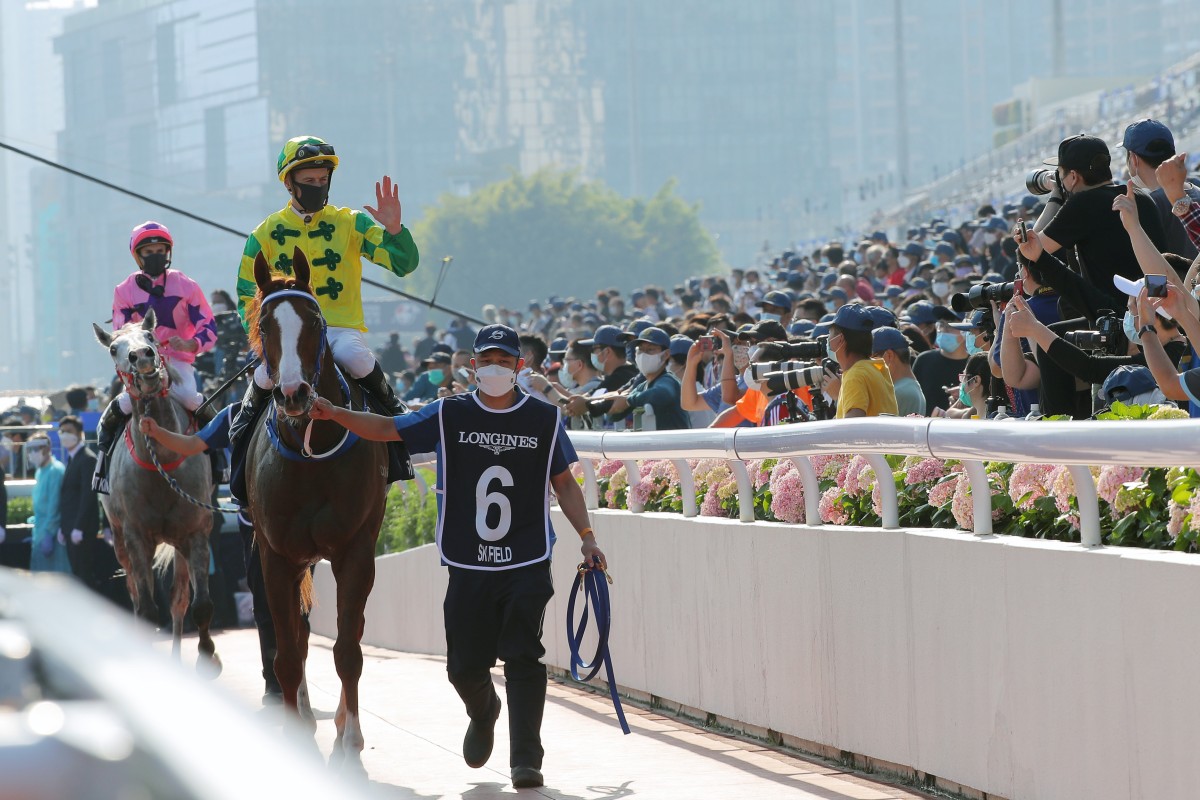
[116, 337, 170, 401]
[257, 289, 329, 391]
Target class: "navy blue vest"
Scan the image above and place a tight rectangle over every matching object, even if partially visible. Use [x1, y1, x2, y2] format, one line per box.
[436, 393, 561, 571]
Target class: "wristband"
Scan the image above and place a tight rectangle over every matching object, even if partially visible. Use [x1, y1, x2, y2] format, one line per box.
[721, 377, 736, 382]
[578, 527, 594, 539]
[1138, 324, 1157, 337]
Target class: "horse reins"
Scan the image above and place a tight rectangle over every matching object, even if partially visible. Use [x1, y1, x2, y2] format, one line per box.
[567, 561, 631, 735]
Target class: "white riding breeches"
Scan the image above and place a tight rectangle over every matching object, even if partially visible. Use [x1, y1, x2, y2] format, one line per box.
[117, 359, 203, 414]
[253, 326, 377, 389]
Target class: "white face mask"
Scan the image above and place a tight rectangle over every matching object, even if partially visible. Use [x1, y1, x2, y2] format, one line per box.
[932, 281, 950, 297]
[558, 364, 576, 390]
[635, 351, 666, 377]
[475, 364, 517, 397]
[731, 344, 751, 370]
[29, 448, 49, 468]
[59, 432, 80, 451]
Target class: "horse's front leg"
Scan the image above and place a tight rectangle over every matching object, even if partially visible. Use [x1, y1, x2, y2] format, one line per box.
[123, 530, 159, 625]
[168, 550, 191, 660]
[259, 540, 314, 733]
[328, 533, 376, 772]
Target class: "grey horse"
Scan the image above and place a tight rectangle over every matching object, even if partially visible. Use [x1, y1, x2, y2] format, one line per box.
[93, 311, 221, 674]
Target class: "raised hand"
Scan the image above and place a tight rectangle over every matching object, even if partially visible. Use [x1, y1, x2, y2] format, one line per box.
[1112, 179, 1140, 232]
[1005, 294, 1039, 338]
[363, 175, 403, 234]
[168, 336, 199, 353]
[1156, 152, 1189, 202]
[1014, 226, 1044, 262]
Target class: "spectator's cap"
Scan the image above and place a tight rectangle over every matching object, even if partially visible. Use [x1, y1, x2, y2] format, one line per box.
[1101, 365, 1160, 405]
[906, 227, 921, 239]
[1021, 194, 1039, 210]
[1001, 202, 1020, 216]
[787, 255, 805, 269]
[1045, 133, 1110, 176]
[902, 301, 939, 325]
[827, 286, 849, 301]
[472, 324, 521, 358]
[948, 309, 989, 330]
[788, 320, 816, 337]
[569, 302, 583, 312]
[811, 323, 832, 339]
[630, 289, 646, 302]
[548, 336, 568, 356]
[786, 270, 804, 287]
[911, 278, 931, 290]
[954, 255, 974, 267]
[579, 324, 626, 348]
[885, 285, 903, 297]
[934, 242, 955, 257]
[821, 272, 838, 288]
[865, 306, 896, 329]
[527, 299, 540, 310]
[819, 313, 836, 323]
[984, 216, 1008, 232]
[931, 305, 962, 322]
[424, 351, 453, 365]
[871, 230, 888, 242]
[625, 318, 655, 338]
[1111, 274, 1173, 319]
[669, 334, 694, 357]
[746, 320, 788, 341]
[830, 303, 876, 332]
[727, 322, 758, 340]
[756, 290, 793, 311]
[549, 295, 565, 308]
[872, 327, 910, 354]
[982, 272, 1005, 282]
[903, 242, 924, 257]
[431, 343, 454, 356]
[1122, 118, 1175, 160]
[633, 326, 671, 349]
[932, 266, 953, 281]
[941, 230, 963, 246]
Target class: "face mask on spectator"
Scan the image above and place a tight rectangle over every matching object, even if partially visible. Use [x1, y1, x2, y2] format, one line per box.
[558, 364, 575, 390]
[1122, 311, 1138, 344]
[741, 366, 756, 387]
[427, 369, 445, 385]
[28, 448, 49, 468]
[932, 281, 950, 297]
[747, 344, 763, 362]
[591, 352, 605, 371]
[475, 364, 517, 396]
[826, 334, 841, 366]
[635, 351, 666, 377]
[731, 344, 751, 371]
[759, 312, 781, 323]
[59, 432, 80, 451]
[963, 332, 980, 355]
[936, 331, 961, 352]
[959, 381, 972, 406]
[87, 398, 100, 412]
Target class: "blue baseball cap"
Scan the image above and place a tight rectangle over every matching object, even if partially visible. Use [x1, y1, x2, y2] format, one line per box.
[669, 334, 694, 357]
[819, 312, 836, 323]
[903, 242, 924, 257]
[634, 326, 671, 349]
[941, 230, 963, 246]
[811, 323, 832, 339]
[788, 320, 816, 337]
[1122, 118, 1174, 160]
[954, 255, 974, 268]
[949, 309, 990, 330]
[757, 290, 793, 311]
[885, 285, 903, 297]
[473, 324, 521, 357]
[871, 327, 909, 354]
[579, 324, 626, 348]
[821, 272, 837, 288]
[865, 306, 896, 328]
[934, 242, 956, 257]
[548, 336, 568, 355]
[786, 270, 804, 287]
[984, 216, 1008, 232]
[871, 230, 888, 242]
[911, 278, 931, 290]
[830, 303, 875, 332]
[903, 301, 938, 325]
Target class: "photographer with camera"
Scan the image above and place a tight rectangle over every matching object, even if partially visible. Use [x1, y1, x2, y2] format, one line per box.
[823, 305, 896, 419]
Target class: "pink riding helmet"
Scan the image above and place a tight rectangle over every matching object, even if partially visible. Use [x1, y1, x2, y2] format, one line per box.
[129, 221, 174, 256]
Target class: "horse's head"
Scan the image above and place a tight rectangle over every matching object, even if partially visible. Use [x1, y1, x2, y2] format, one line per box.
[94, 311, 168, 399]
[250, 249, 328, 418]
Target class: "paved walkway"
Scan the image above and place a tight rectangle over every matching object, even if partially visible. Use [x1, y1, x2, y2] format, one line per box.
[166, 629, 933, 800]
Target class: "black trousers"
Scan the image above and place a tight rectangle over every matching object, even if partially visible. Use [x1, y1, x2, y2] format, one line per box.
[444, 560, 555, 769]
[239, 516, 280, 691]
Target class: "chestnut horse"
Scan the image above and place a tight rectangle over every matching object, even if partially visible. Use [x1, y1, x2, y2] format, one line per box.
[245, 249, 388, 770]
[92, 311, 220, 673]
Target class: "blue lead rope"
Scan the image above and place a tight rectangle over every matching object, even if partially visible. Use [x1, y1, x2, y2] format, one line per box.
[566, 562, 631, 735]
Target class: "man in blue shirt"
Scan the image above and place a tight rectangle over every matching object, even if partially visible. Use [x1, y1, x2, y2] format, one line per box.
[310, 323, 606, 790]
[593, 327, 691, 430]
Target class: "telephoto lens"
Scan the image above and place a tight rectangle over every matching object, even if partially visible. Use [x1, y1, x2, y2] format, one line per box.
[1026, 167, 1057, 196]
[951, 282, 1015, 312]
[775, 338, 827, 360]
[747, 360, 809, 385]
[761, 366, 825, 396]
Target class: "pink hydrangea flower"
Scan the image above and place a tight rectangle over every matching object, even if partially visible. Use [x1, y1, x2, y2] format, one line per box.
[629, 480, 653, 508]
[818, 486, 848, 525]
[1096, 465, 1145, 506]
[1008, 463, 1055, 510]
[768, 459, 798, 494]
[951, 475, 974, 529]
[1168, 499, 1186, 539]
[597, 459, 624, 479]
[904, 457, 947, 486]
[770, 471, 806, 523]
[928, 476, 958, 508]
[648, 459, 679, 484]
[812, 453, 852, 481]
[1048, 466, 1077, 514]
[838, 456, 874, 497]
[700, 484, 724, 517]
[1186, 492, 1200, 533]
[639, 460, 657, 479]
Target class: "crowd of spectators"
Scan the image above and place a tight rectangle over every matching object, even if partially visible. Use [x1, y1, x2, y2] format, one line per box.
[385, 117, 1200, 432]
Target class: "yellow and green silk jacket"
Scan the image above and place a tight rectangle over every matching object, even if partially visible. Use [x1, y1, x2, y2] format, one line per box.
[237, 204, 419, 331]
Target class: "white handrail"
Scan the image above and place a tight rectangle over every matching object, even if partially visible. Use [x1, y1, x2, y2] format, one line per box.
[565, 419, 1200, 545]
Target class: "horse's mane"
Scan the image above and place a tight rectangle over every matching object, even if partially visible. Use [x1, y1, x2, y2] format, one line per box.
[245, 280, 316, 356]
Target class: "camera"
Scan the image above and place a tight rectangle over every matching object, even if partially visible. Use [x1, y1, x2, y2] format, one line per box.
[760, 365, 825, 397]
[1026, 167, 1059, 196]
[746, 360, 809, 385]
[762, 336, 827, 361]
[1062, 313, 1123, 355]
[951, 281, 1016, 312]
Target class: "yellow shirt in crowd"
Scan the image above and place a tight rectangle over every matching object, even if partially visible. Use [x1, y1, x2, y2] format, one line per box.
[835, 358, 898, 419]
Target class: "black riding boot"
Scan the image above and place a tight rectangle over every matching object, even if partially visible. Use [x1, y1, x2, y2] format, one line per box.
[228, 382, 270, 449]
[355, 364, 415, 482]
[91, 400, 132, 495]
[356, 363, 408, 416]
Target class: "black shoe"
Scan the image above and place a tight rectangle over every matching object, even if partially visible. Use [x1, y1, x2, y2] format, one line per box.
[91, 400, 131, 495]
[511, 766, 544, 789]
[356, 363, 408, 416]
[463, 693, 501, 769]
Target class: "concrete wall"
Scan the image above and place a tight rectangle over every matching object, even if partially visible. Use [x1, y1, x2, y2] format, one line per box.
[311, 509, 1200, 800]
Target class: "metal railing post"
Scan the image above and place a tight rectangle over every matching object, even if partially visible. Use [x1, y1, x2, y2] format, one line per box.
[672, 459, 698, 517]
[865, 454, 898, 528]
[1068, 465, 1102, 547]
[580, 459, 599, 510]
[623, 459, 643, 513]
[790, 457, 821, 526]
[962, 460, 992, 536]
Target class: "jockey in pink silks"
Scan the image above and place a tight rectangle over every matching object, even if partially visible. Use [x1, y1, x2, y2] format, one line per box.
[92, 221, 218, 493]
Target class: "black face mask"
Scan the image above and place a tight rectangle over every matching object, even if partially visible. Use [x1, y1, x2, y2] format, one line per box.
[140, 252, 169, 277]
[292, 180, 330, 213]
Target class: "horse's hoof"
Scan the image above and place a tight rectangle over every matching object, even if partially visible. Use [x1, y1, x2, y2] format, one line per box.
[328, 738, 345, 766]
[333, 749, 367, 779]
[197, 653, 222, 679]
